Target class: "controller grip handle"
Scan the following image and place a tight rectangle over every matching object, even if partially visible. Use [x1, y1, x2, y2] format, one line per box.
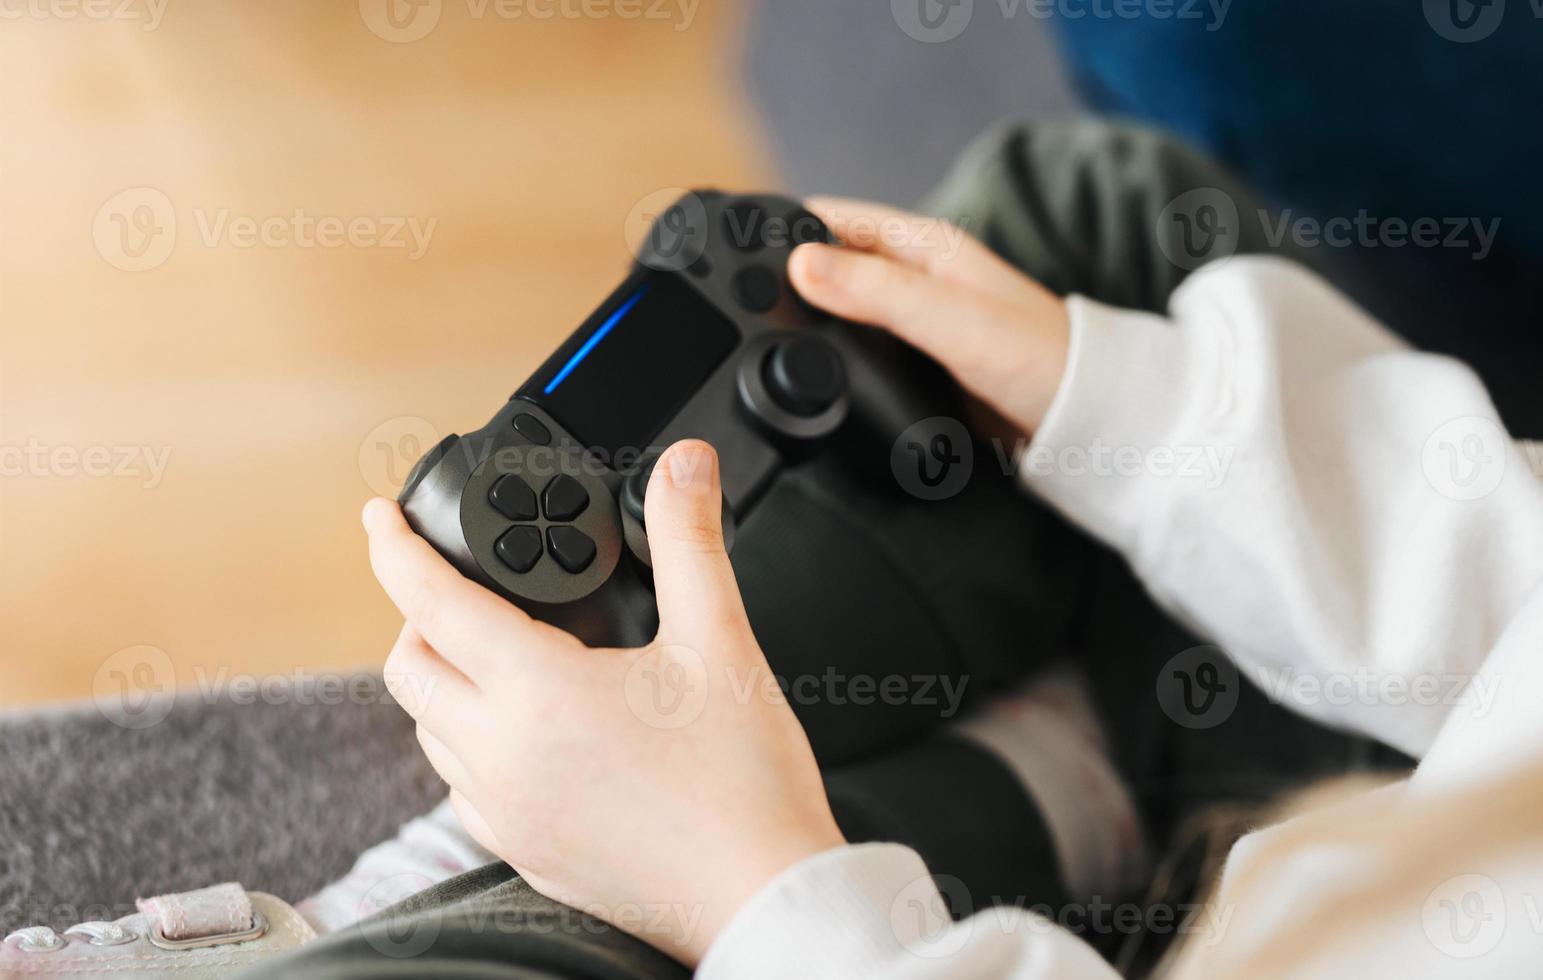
[829, 323, 958, 444]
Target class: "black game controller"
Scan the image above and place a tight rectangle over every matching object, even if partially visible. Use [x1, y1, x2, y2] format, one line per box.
[398, 191, 950, 648]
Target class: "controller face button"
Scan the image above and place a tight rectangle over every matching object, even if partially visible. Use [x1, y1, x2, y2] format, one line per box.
[786, 207, 829, 246]
[732, 266, 781, 313]
[547, 526, 597, 574]
[542, 474, 590, 521]
[511, 413, 552, 446]
[723, 200, 767, 252]
[764, 334, 847, 417]
[489, 474, 538, 522]
[495, 525, 543, 573]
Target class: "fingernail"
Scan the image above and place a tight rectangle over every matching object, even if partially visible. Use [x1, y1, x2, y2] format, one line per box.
[796, 243, 837, 284]
[667, 443, 714, 489]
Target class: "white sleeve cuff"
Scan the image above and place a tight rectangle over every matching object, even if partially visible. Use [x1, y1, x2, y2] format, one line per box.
[696, 843, 937, 979]
[1020, 290, 1226, 557]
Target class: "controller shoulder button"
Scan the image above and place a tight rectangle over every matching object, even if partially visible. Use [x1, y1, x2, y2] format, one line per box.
[542, 473, 590, 521]
[489, 474, 538, 521]
[732, 265, 781, 313]
[495, 525, 543, 573]
[511, 413, 552, 446]
[547, 526, 597, 574]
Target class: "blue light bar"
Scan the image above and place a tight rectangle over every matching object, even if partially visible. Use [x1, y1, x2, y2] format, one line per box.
[543, 284, 650, 395]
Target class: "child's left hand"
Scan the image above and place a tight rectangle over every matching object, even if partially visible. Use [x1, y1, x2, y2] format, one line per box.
[362, 439, 846, 966]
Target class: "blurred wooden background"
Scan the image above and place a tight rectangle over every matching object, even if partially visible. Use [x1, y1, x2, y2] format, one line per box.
[0, 1, 768, 707]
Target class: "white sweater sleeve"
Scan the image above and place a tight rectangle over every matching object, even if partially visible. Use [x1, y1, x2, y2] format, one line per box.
[696, 844, 1120, 980]
[1023, 256, 1543, 757]
[698, 257, 1543, 979]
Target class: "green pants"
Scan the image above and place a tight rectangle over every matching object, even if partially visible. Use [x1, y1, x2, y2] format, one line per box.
[247, 120, 1404, 980]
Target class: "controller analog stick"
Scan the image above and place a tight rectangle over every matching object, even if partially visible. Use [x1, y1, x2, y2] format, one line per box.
[619, 456, 736, 568]
[621, 459, 657, 526]
[763, 335, 846, 417]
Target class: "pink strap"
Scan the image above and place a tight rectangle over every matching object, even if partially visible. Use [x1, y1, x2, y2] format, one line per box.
[137, 882, 254, 941]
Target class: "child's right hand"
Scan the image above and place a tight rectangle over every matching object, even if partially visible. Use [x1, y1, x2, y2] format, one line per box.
[789, 197, 1070, 436]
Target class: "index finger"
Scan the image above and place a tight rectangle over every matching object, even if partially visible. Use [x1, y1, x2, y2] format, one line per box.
[804, 195, 1034, 302]
[363, 498, 575, 679]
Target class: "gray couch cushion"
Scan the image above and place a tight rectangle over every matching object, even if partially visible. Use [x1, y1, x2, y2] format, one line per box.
[0, 673, 443, 935]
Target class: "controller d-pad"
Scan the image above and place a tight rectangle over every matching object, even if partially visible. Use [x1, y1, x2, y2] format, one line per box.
[542, 474, 589, 521]
[489, 474, 538, 521]
[495, 526, 543, 573]
[546, 526, 597, 574]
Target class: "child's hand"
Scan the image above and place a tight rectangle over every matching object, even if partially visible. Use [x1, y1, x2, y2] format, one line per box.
[362, 440, 845, 966]
[790, 196, 1070, 435]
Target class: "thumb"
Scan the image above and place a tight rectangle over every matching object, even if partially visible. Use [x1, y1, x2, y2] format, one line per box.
[644, 440, 750, 650]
